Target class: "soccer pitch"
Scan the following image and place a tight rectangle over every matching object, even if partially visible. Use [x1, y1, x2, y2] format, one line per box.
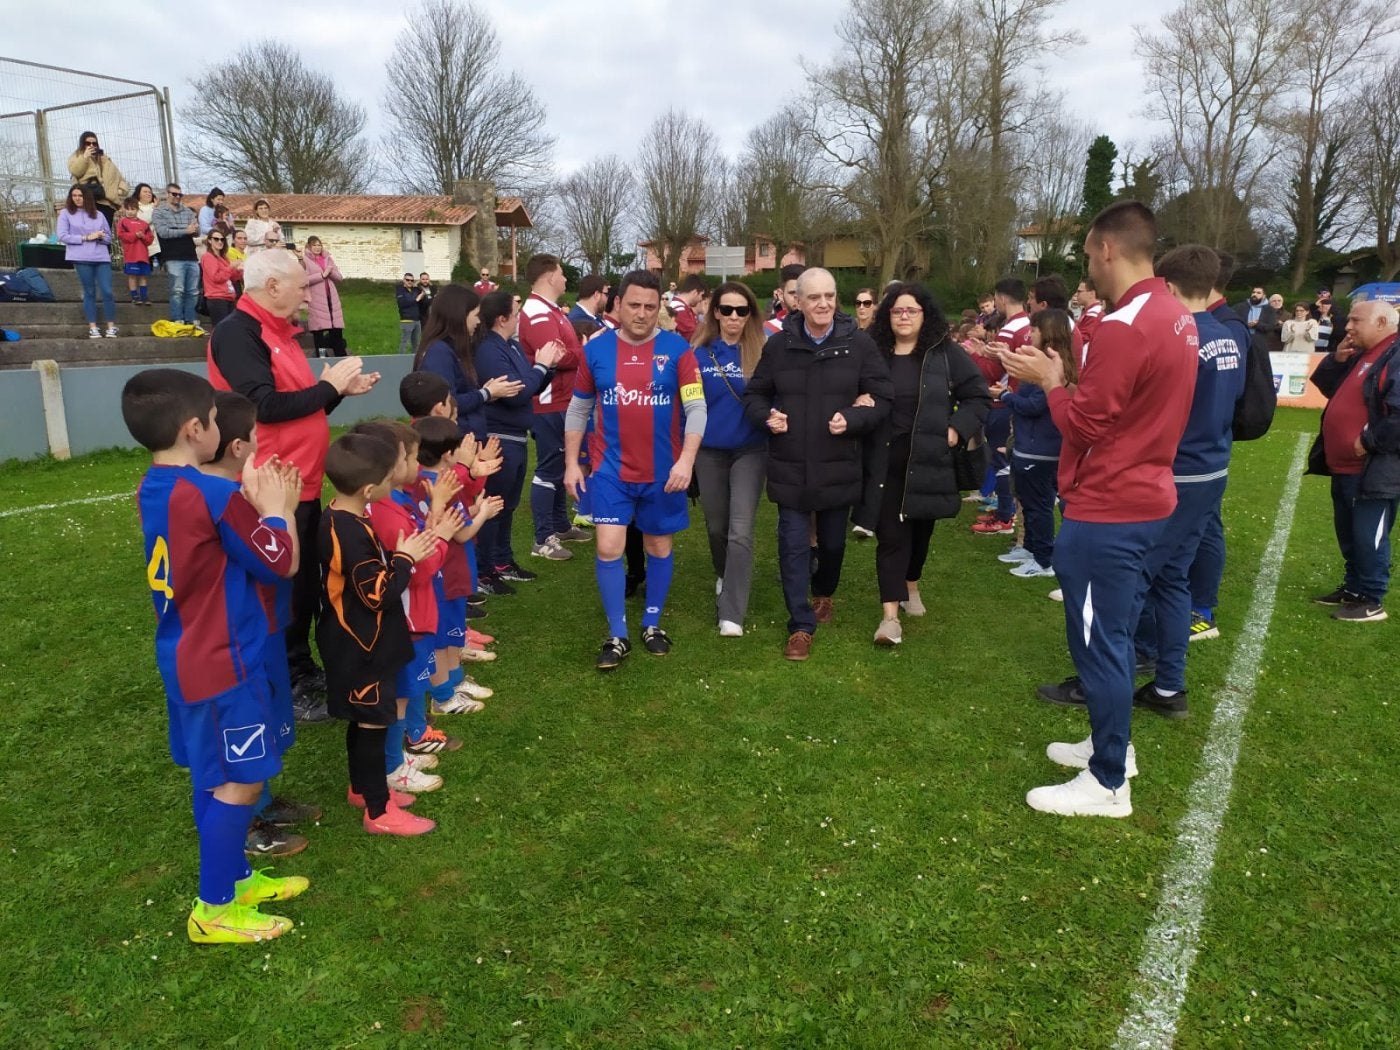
[0, 407, 1394, 1048]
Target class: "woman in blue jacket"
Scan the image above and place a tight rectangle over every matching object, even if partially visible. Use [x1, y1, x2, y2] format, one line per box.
[472, 291, 563, 591]
[414, 284, 523, 441]
[692, 281, 769, 636]
[1001, 309, 1075, 578]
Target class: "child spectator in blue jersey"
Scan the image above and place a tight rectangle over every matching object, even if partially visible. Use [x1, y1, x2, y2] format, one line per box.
[412, 415, 503, 716]
[122, 368, 309, 945]
[1001, 310, 1074, 579]
[319, 432, 439, 837]
[202, 391, 322, 858]
[355, 420, 465, 791]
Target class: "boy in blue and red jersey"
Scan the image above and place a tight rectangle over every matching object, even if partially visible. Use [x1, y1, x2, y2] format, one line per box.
[122, 368, 309, 945]
[1002, 202, 1197, 819]
[202, 391, 323, 859]
[355, 420, 465, 793]
[563, 269, 707, 671]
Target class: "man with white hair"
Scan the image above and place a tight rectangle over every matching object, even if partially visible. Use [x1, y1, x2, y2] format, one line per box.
[1308, 299, 1400, 623]
[743, 267, 892, 661]
[208, 247, 381, 720]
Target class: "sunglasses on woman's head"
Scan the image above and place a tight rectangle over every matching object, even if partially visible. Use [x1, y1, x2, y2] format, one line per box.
[716, 304, 751, 317]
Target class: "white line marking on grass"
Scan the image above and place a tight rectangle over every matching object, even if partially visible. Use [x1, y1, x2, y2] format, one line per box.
[1113, 431, 1311, 1050]
[0, 492, 128, 519]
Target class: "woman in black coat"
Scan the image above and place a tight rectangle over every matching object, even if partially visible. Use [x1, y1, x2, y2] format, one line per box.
[868, 283, 991, 645]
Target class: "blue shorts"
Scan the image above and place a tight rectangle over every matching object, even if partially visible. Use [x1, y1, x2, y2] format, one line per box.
[263, 629, 296, 752]
[589, 472, 689, 536]
[123, 261, 152, 276]
[395, 633, 438, 701]
[435, 596, 467, 649]
[168, 681, 284, 791]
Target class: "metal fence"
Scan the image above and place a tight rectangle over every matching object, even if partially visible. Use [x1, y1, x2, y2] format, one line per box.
[0, 57, 176, 268]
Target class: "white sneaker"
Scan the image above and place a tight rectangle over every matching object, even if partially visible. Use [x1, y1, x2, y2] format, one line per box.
[715, 578, 723, 596]
[530, 536, 572, 560]
[1046, 735, 1139, 778]
[460, 645, 497, 662]
[105, 323, 119, 338]
[431, 694, 476, 714]
[1010, 560, 1057, 578]
[900, 591, 926, 617]
[718, 620, 743, 637]
[88, 325, 102, 340]
[456, 675, 493, 701]
[1026, 768, 1132, 817]
[1048, 588, 1064, 602]
[388, 761, 443, 793]
[998, 545, 1033, 564]
[403, 751, 439, 772]
[851, 524, 874, 539]
[873, 618, 903, 645]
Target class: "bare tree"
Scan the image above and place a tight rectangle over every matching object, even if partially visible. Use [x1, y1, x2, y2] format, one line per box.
[556, 155, 634, 276]
[183, 41, 373, 194]
[1135, 0, 1303, 248]
[1277, 0, 1395, 289]
[381, 0, 554, 195]
[1355, 57, 1400, 280]
[636, 109, 722, 283]
[1020, 114, 1095, 261]
[733, 106, 829, 263]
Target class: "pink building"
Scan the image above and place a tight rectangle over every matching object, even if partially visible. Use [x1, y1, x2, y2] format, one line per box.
[639, 235, 807, 277]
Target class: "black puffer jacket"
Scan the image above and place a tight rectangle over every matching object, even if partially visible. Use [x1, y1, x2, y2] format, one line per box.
[743, 311, 894, 510]
[860, 336, 992, 522]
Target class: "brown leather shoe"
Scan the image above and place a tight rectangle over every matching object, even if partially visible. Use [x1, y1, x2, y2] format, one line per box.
[784, 630, 813, 661]
[812, 596, 834, 624]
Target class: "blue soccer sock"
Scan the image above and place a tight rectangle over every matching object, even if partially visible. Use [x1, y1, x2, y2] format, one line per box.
[405, 690, 428, 741]
[596, 556, 628, 638]
[447, 665, 464, 690]
[429, 679, 454, 711]
[642, 552, 674, 629]
[1192, 605, 1215, 621]
[252, 781, 273, 819]
[192, 787, 212, 827]
[385, 716, 406, 771]
[197, 797, 255, 906]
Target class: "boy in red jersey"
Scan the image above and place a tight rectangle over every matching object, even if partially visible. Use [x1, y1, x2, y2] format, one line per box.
[319, 432, 439, 836]
[355, 421, 464, 792]
[123, 368, 308, 944]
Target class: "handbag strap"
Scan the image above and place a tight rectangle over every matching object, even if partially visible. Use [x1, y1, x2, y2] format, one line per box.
[705, 344, 745, 404]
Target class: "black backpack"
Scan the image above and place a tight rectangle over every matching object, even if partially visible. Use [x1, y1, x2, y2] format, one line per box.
[1232, 340, 1277, 441]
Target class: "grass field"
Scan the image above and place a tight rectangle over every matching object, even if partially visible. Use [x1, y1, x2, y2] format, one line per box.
[1, 407, 1395, 1048]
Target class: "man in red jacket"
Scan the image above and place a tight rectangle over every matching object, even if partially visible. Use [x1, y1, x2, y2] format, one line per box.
[208, 248, 380, 721]
[1002, 201, 1197, 817]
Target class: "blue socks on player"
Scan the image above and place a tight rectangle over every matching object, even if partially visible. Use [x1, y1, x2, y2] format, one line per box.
[642, 552, 674, 629]
[430, 679, 455, 707]
[596, 556, 628, 638]
[252, 781, 273, 819]
[385, 714, 406, 771]
[446, 665, 464, 690]
[197, 797, 254, 906]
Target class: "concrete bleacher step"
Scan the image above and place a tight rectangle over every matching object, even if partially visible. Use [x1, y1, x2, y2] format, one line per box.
[1, 302, 171, 328]
[1, 336, 210, 370]
[23, 266, 170, 303]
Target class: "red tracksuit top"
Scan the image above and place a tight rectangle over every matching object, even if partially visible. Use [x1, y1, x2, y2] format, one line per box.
[1048, 276, 1197, 523]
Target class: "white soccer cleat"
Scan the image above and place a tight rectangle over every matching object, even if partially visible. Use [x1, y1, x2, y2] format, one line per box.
[718, 620, 743, 638]
[1046, 735, 1138, 778]
[388, 761, 443, 794]
[1026, 768, 1132, 818]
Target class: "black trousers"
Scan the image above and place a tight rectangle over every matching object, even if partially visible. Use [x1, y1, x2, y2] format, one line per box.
[875, 442, 935, 603]
[312, 327, 347, 356]
[285, 498, 323, 683]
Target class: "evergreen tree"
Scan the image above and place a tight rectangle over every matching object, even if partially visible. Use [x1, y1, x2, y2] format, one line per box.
[1078, 135, 1118, 223]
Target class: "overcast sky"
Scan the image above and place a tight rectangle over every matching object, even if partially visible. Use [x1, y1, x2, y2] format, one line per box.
[18, 0, 1176, 186]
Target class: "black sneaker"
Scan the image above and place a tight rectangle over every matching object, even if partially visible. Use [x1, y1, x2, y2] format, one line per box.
[1188, 611, 1219, 642]
[244, 818, 309, 857]
[292, 667, 326, 694]
[291, 686, 329, 724]
[1333, 599, 1388, 623]
[261, 797, 323, 827]
[466, 603, 488, 620]
[596, 636, 632, 671]
[467, 592, 487, 607]
[477, 573, 516, 597]
[1036, 677, 1086, 707]
[498, 562, 538, 582]
[1133, 681, 1189, 719]
[641, 625, 672, 656]
[1312, 587, 1359, 606]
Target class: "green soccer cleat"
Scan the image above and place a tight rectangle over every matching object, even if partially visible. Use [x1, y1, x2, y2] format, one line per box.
[235, 868, 310, 906]
[187, 899, 293, 945]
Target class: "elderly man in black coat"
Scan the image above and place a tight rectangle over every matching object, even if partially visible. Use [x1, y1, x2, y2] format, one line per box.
[744, 268, 893, 661]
